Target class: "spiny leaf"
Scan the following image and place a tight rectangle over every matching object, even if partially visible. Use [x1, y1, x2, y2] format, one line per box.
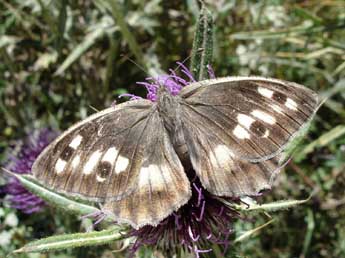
[233, 195, 312, 212]
[13, 227, 126, 253]
[2, 168, 100, 216]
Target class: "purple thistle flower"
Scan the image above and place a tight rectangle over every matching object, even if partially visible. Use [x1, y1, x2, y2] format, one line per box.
[126, 63, 242, 257]
[2, 128, 58, 214]
[129, 173, 240, 257]
[120, 62, 195, 102]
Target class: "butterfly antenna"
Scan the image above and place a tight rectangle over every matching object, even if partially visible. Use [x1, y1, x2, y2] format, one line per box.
[156, 48, 204, 89]
[121, 54, 149, 76]
[172, 48, 203, 74]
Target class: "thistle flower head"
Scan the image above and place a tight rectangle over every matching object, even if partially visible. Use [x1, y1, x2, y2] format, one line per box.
[2, 128, 58, 214]
[120, 62, 215, 102]
[129, 174, 240, 257]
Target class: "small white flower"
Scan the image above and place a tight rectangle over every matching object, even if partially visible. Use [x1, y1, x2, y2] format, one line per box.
[4, 212, 19, 227]
[264, 6, 287, 28]
[0, 231, 13, 247]
[236, 45, 247, 56]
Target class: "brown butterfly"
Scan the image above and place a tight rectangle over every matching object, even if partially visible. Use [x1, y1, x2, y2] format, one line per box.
[32, 77, 318, 229]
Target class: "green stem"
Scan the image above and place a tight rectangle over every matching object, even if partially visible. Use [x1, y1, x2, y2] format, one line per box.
[190, 3, 213, 80]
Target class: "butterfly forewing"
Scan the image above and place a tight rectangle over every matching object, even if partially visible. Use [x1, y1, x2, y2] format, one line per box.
[180, 77, 318, 162]
[32, 99, 191, 228]
[33, 100, 155, 202]
[179, 77, 318, 196]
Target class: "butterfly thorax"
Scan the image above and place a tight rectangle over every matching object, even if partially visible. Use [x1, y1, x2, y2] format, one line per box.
[157, 86, 191, 168]
[157, 86, 180, 130]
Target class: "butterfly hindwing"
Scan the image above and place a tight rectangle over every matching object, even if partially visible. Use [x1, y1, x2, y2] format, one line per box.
[179, 77, 318, 196]
[181, 120, 282, 196]
[103, 111, 191, 228]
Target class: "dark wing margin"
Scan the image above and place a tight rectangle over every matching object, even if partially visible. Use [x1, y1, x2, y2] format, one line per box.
[179, 76, 318, 197]
[103, 111, 191, 229]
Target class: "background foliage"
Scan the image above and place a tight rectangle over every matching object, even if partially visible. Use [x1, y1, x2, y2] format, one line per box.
[1, 1, 345, 257]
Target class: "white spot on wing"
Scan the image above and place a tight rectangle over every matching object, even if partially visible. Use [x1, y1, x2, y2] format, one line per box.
[55, 159, 66, 174]
[96, 175, 106, 183]
[138, 164, 170, 190]
[285, 98, 298, 110]
[262, 130, 270, 138]
[138, 166, 150, 188]
[208, 145, 234, 172]
[115, 156, 129, 174]
[69, 135, 83, 149]
[251, 110, 276, 124]
[83, 150, 102, 175]
[258, 87, 273, 98]
[209, 145, 234, 168]
[271, 104, 283, 114]
[233, 125, 250, 139]
[214, 145, 234, 160]
[71, 155, 80, 169]
[102, 147, 118, 164]
[237, 114, 255, 128]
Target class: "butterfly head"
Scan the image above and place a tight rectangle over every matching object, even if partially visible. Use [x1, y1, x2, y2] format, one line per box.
[157, 85, 178, 108]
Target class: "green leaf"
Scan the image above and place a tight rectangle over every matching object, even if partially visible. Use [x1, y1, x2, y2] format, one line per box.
[300, 125, 345, 157]
[302, 209, 315, 257]
[106, 0, 146, 70]
[231, 195, 312, 212]
[231, 22, 324, 40]
[3, 169, 100, 216]
[190, 4, 213, 81]
[13, 227, 126, 253]
[54, 27, 106, 76]
[234, 219, 275, 243]
[279, 117, 315, 164]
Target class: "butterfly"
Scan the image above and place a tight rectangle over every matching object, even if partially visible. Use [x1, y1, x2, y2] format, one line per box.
[32, 76, 318, 229]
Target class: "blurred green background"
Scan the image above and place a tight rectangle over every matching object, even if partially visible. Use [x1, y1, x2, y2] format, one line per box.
[1, 1, 345, 258]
